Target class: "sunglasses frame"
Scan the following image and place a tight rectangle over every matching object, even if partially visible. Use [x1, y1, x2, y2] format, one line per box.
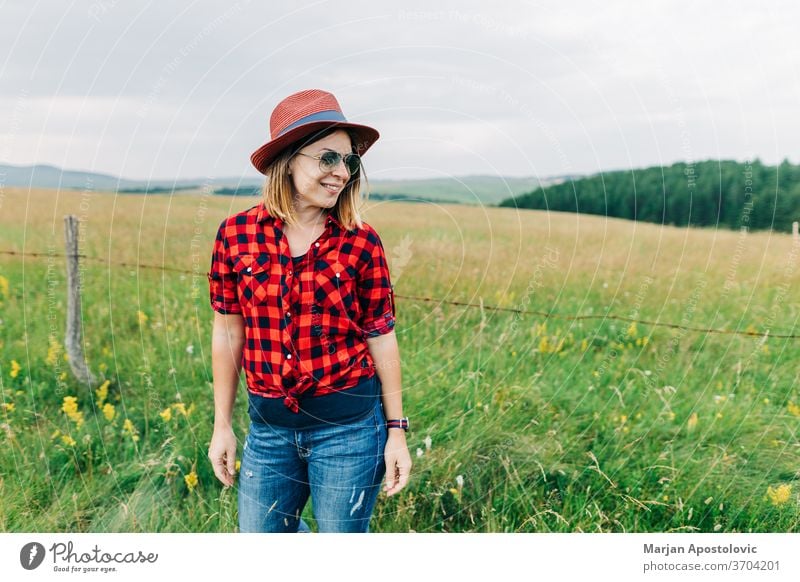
[295, 150, 361, 175]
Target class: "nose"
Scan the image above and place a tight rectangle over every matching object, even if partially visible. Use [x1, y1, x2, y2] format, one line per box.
[330, 157, 350, 177]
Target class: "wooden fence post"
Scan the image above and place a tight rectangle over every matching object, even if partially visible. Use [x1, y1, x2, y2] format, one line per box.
[64, 215, 96, 387]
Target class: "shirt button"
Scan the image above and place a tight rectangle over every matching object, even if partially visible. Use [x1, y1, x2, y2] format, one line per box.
[286, 354, 292, 359]
[335, 272, 340, 278]
[246, 267, 252, 273]
[288, 270, 293, 276]
[314, 242, 320, 247]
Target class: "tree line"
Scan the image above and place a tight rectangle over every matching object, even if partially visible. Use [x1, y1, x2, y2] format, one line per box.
[499, 159, 800, 232]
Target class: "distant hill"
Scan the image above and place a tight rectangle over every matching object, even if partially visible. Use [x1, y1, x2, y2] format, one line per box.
[500, 159, 800, 233]
[365, 175, 562, 205]
[0, 163, 571, 206]
[0, 164, 260, 192]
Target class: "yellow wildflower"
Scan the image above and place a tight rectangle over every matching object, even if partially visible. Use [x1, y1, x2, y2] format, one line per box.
[184, 471, 199, 491]
[687, 412, 698, 432]
[61, 396, 84, 429]
[235, 460, 241, 472]
[641, 336, 649, 346]
[172, 402, 188, 417]
[766, 484, 791, 506]
[10, 360, 21, 378]
[62, 396, 78, 415]
[1, 402, 15, 413]
[137, 310, 148, 325]
[626, 321, 638, 338]
[59, 371, 67, 381]
[787, 402, 800, 418]
[122, 418, 140, 442]
[46, 337, 63, 367]
[96, 380, 110, 406]
[538, 336, 550, 354]
[61, 434, 76, 447]
[0, 274, 8, 298]
[159, 407, 172, 422]
[581, 338, 588, 351]
[102, 403, 115, 422]
[98, 362, 108, 373]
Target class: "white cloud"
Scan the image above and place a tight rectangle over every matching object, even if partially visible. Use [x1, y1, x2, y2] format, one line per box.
[1, 0, 798, 179]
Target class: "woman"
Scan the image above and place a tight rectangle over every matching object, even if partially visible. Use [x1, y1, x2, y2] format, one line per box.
[206, 89, 412, 533]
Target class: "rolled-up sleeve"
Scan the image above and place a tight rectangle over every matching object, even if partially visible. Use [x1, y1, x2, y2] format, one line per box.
[207, 219, 242, 315]
[357, 228, 396, 337]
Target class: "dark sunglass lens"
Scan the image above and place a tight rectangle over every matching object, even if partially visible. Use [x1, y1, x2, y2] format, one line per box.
[345, 154, 360, 174]
[319, 151, 340, 171]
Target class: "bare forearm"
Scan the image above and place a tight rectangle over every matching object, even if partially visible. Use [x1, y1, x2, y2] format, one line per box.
[366, 330, 403, 419]
[211, 316, 245, 430]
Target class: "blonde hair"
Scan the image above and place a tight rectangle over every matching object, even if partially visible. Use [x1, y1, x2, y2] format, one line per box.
[261, 127, 371, 231]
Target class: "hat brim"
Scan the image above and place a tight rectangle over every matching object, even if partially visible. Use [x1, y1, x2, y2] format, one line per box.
[250, 121, 379, 175]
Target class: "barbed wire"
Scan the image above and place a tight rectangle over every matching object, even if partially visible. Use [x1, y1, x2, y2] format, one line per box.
[2, 249, 798, 339]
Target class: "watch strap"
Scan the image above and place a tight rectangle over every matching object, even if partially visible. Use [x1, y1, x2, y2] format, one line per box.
[386, 417, 409, 431]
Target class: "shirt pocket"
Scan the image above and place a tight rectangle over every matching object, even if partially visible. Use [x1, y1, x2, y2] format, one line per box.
[313, 252, 360, 317]
[232, 253, 271, 307]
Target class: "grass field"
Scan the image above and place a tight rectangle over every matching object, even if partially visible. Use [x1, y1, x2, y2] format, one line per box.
[1, 186, 799, 532]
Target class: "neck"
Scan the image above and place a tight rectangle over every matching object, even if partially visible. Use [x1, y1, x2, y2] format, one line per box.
[292, 202, 327, 229]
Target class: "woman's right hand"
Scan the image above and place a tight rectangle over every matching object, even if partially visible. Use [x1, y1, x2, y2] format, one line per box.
[208, 427, 238, 487]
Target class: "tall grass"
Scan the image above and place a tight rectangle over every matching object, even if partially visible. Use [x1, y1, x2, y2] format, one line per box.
[1, 187, 799, 532]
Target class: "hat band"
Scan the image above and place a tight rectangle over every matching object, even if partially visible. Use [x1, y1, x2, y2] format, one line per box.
[276, 110, 348, 138]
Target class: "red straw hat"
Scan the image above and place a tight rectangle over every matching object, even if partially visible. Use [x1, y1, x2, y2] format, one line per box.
[250, 89, 380, 175]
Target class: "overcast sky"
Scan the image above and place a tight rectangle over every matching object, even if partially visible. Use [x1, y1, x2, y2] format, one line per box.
[1, 0, 798, 182]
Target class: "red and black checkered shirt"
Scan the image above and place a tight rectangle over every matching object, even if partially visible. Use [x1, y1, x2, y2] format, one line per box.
[207, 202, 396, 413]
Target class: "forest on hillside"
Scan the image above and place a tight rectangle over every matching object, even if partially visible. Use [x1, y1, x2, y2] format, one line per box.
[499, 159, 800, 232]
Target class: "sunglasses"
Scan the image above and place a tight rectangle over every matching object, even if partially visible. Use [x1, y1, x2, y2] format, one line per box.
[296, 150, 361, 175]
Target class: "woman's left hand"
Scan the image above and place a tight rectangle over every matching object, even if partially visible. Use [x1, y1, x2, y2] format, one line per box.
[383, 431, 412, 496]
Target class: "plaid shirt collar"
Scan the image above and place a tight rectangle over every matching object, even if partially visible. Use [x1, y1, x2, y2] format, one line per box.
[256, 201, 347, 231]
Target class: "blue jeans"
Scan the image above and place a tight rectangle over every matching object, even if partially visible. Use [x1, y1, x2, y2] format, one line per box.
[238, 397, 387, 533]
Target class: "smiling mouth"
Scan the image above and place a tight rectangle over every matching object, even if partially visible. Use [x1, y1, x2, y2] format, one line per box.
[321, 183, 341, 193]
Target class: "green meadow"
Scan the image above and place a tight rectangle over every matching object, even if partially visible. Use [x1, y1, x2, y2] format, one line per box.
[1, 186, 799, 532]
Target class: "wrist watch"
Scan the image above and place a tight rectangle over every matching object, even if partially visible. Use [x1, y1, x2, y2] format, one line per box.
[386, 417, 409, 432]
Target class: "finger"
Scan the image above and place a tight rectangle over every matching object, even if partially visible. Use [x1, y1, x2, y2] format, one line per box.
[396, 462, 411, 490]
[226, 448, 237, 477]
[383, 457, 398, 491]
[212, 456, 233, 487]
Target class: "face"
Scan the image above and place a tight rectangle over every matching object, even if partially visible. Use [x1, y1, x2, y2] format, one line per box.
[287, 129, 354, 212]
